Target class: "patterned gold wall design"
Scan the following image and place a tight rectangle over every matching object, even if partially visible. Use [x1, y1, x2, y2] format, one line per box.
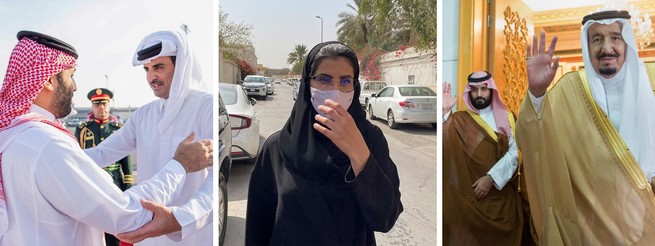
[502, 6, 528, 115]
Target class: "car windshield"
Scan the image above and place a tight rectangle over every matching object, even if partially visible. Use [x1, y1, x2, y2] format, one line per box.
[244, 76, 265, 82]
[398, 87, 437, 97]
[219, 86, 238, 105]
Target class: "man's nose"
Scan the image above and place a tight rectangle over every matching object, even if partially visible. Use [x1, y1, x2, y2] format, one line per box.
[147, 71, 157, 82]
[601, 39, 614, 54]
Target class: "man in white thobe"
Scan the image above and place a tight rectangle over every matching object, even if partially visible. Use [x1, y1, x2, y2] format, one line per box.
[84, 30, 213, 245]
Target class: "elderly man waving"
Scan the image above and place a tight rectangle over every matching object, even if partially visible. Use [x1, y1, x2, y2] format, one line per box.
[517, 10, 655, 244]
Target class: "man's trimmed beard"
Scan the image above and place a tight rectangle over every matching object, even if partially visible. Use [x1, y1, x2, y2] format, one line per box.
[599, 67, 618, 76]
[51, 73, 74, 118]
[470, 92, 493, 110]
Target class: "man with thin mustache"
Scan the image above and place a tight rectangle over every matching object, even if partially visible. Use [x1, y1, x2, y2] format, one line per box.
[83, 30, 214, 245]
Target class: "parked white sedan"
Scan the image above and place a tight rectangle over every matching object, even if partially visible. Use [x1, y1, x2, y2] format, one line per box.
[367, 85, 437, 129]
[219, 82, 261, 164]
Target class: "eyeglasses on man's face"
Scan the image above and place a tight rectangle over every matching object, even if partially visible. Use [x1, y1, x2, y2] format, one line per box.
[310, 74, 355, 92]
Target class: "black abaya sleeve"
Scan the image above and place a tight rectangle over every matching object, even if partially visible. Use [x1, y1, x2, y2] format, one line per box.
[244, 133, 279, 246]
[346, 125, 403, 232]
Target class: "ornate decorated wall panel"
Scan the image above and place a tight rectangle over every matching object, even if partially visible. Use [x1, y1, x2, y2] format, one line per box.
[501, 6, 529, 114]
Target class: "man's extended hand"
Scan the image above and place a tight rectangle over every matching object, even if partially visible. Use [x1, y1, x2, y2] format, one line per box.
[472, 175, 494, 200]
[116, 199, 181, 243]
[526, 30, 560, 97]
[442, 82, 457, 117]
[173, 132, 213, 173]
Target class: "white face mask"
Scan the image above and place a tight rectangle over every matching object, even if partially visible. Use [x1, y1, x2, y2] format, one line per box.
[310, 87, 354, 118]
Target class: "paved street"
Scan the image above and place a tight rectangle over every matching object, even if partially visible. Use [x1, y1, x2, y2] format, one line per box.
[224, 84, 437, 245]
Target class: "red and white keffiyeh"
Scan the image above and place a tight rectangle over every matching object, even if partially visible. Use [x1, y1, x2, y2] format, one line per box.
[463, 71, 512, 138]
[0, 36, 77, 237]
[0, 38, 77, 129]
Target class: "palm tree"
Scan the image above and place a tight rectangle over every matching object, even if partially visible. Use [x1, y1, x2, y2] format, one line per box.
[337, 0, 410, 53]
[336, 0, 372, 52]
[287, 44, 308, 65]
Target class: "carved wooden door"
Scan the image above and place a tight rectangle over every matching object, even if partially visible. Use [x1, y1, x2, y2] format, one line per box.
[487, 0, 533, 114]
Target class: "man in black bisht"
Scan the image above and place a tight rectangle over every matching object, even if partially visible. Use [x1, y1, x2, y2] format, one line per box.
[245, 41, 403, 245]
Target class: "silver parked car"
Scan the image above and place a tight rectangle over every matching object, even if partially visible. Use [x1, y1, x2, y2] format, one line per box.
[368, 85, 437, 129]
[265, 77, 275, 95]
[219, 82, 261, 164]
[359, 80, 387, 106]
[242, 75, 268, 100]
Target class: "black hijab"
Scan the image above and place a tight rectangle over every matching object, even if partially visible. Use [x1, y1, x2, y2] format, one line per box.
[278, 41, 371, 182]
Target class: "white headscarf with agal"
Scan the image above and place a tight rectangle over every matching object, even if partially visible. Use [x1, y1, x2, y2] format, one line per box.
[132, 30, 203, 133]
[581, 11, 655, 180]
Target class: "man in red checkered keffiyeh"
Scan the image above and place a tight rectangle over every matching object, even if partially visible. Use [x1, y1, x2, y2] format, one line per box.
[0, 30, 78, 239]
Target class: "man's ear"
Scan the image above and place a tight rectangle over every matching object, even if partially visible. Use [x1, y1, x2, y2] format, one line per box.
[42, 76, 57, 92]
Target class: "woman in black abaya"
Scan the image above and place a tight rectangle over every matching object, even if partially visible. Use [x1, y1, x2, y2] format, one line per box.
[245, 41, 403, 246]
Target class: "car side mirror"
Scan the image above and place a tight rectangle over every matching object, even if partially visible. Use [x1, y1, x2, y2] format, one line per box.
[250, 98, 257, 105]
[371, 93, 377, 98]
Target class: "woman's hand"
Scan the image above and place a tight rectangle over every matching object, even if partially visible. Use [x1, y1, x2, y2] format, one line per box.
[313, 99, 371, 176]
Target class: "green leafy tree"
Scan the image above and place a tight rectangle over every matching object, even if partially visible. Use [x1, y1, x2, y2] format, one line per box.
[219, 7, 253, 47]
[219, 7, 255, 63]
[336, 0, 374, 52]
[287, 44, 308, 75]
[367, 0, 436, 51]
[287, 44, 308, 65]
[291, 61, 305, 75]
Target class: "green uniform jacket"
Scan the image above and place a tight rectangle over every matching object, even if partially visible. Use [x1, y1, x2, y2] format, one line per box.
[74, 119, 134, 191]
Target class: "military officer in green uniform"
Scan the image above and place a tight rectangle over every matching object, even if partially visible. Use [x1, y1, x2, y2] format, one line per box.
[74, 88, 134, 246]
[75, 88, 133, 190]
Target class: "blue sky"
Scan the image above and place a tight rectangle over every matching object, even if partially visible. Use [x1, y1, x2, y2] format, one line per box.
[0, 0, 215, 108]
[220, 0, 354, 69]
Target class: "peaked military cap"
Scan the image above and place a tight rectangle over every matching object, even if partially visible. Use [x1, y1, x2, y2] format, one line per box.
[87, 88, 113, 102]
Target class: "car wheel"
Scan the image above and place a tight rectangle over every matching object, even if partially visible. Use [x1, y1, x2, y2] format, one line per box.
[219, 173, 228, 245]
[387, 110, 398, 129]
[263, 94, 268, 100]
[368, 104, 376, 120]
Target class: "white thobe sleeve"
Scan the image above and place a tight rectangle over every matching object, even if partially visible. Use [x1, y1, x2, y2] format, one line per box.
[167, 101, 214, 241]
[84, 113, 138, 168]
[168, 168, 213, 241]
[35, 137, 186, 234]
[486, 135, 519, 190]
[442, 110, 451, 122]
[528, 90, 546, 113]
